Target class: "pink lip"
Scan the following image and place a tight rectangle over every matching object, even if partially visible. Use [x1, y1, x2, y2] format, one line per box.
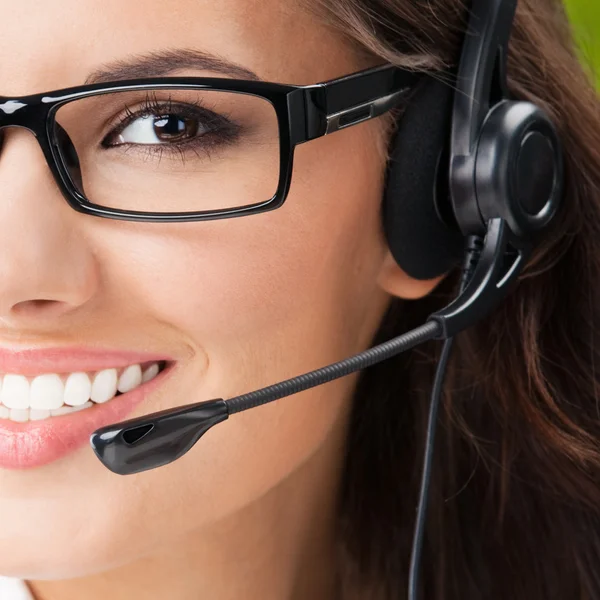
[0, 362, 174, 470]
[0, 346, 172, 376]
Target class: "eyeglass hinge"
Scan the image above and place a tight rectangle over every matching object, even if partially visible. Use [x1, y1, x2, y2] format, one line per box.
[301, 86, 328, 143]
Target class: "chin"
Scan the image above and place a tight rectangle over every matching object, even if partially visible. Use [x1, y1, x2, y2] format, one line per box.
[0, 509, 137, 580]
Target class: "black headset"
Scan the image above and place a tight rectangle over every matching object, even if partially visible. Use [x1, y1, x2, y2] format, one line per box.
[90, 0, 564, 597]
[384, 0, 561, 285]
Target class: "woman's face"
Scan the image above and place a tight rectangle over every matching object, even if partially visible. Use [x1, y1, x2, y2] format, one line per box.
[0, 0, 437, 580]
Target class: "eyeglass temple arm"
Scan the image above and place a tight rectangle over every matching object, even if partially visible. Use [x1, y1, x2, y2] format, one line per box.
[300, 64, 421, 142]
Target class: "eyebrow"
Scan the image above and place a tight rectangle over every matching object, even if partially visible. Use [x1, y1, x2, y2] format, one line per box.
[84, 48, 261, 85]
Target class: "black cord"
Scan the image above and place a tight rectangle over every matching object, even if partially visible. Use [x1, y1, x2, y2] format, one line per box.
[407, 336, 454, 600]
[407, 234, 482, 600]
[227, 235, 483, 600]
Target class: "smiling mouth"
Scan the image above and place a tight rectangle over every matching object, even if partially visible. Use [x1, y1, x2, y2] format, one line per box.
[0, 360, 168, 423]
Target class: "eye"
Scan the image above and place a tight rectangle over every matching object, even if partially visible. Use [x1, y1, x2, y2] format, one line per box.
[106, 109, 210, 146]
[95, 93, 245, 160]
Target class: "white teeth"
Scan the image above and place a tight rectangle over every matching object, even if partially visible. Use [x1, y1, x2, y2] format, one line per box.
[50, 405, 77, 417]
[9, 408, 29, 423]
[64, 372, 92, 407]
[71, 401, 93, 412]
[30, 374, 65, 410]
[142, 363, 160, 383]
[0, 362, 163, 421]
[50, 401, 93, 417]
[29, 409, 51, 421]
[91, 368, 118, 404]
[1, 375, 30, 409]
[117, 364, 142, 394]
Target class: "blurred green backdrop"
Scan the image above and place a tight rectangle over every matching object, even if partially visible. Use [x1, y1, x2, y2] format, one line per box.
[563, 0, 600, 86]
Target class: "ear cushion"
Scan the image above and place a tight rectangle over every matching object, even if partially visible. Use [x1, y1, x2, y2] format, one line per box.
[383, 76, 465, 280]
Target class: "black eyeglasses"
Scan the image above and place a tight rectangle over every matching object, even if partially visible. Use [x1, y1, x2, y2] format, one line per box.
[0, 64, 419, 222]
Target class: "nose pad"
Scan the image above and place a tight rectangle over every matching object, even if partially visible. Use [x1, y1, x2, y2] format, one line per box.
[54, 123, 82, 189]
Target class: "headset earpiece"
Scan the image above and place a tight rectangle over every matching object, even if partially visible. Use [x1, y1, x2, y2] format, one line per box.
[471, 100, 563, 240]
[382, 77, 464, 281]
[447, 0, 562, 245]
[384, 0, 563, 289]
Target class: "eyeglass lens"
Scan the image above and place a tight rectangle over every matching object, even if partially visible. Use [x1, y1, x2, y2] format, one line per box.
[52, 89, 281, 213]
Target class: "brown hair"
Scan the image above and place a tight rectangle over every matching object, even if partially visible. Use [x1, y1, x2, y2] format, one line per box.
[305, 0, 600, 598]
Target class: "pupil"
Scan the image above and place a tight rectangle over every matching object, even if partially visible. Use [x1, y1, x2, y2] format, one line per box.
[153, 115, 193, 141]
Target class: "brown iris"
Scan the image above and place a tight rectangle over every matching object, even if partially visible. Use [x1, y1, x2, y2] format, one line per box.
[152, 114, 199, 142]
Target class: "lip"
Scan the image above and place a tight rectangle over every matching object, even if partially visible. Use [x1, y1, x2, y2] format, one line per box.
[0, 361, 174, 470]
[0, 346, 173, 376]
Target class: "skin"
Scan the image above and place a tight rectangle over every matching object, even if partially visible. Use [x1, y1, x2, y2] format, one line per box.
[0, 0, 442, 599]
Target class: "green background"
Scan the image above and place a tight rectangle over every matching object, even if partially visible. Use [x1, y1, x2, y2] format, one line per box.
[564, 0, 600, 86]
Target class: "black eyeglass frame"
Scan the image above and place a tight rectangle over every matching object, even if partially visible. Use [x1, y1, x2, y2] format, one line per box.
[0, 64, 419, 222]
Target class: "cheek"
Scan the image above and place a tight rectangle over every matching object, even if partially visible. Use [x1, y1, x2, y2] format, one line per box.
[0, 125, 390, 580]
[108, 122, 389, 360]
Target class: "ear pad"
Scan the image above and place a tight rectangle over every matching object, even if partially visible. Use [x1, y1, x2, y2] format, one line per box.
[383, 77, 465, 280]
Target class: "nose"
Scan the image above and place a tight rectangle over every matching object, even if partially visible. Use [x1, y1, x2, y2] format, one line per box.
[0, 126, 98, 329]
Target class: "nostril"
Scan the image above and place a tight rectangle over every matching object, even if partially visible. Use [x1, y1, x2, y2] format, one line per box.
[11, 299, 67, 317]
[23, 299, 57, 307]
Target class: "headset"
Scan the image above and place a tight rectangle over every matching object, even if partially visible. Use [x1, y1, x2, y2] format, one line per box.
[89, 0, 564, 597]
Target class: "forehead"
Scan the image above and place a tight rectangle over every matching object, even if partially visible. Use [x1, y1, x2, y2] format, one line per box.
[0, 0, 359, 95]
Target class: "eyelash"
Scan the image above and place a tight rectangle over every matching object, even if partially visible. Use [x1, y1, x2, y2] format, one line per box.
[101, 92, 242, 163]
